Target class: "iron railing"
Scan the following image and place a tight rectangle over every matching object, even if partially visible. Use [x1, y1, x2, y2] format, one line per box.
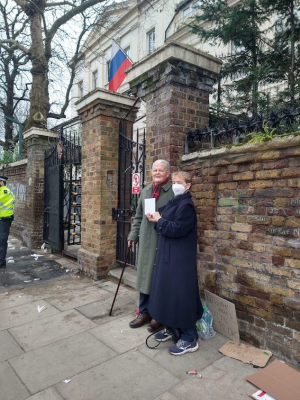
[185, 106, 300, 153]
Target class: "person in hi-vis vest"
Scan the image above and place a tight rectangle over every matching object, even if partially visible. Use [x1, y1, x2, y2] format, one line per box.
[0, 176, 15, 268]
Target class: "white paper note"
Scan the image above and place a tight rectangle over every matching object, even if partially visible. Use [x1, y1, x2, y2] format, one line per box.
[145, 198, 156, 215]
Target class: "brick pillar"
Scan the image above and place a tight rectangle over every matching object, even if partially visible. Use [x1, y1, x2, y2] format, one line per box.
[76, 89, 140, 280]
[23, 128, 58, 247]
[127, 41, 221, 174]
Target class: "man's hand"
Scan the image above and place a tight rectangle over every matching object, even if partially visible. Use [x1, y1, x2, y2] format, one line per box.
[128, 240, 134, 248]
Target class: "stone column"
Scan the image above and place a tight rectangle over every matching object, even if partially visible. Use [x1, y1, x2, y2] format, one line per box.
[126, 41, 222, 174]
[23, 128, 58, 247]
[76, 89, 140, 280]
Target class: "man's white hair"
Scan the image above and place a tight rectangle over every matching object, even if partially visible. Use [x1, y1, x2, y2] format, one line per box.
[153, 159, 170, 172]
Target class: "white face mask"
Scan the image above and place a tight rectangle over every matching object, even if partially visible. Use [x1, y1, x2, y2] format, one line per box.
[172, 183, 185, 196]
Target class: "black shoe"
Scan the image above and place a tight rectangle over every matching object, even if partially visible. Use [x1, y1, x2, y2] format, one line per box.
[0, 263, 6, 268]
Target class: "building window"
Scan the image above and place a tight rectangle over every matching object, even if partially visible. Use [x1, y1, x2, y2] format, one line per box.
[78, 80, 83, 98]
[124, 46, 130, 57]
[107, 60, 110, 82]
[92, 70, 98, 90]
[148, 29, 155, 54]
[183, 7, 191, 16]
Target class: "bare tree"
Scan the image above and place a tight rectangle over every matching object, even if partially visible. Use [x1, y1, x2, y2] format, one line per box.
[0, 0, 109, 135]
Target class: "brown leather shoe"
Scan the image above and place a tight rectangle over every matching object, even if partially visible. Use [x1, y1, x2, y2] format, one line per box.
[147, 319, 163, 333]
[129, 312, 152, 329]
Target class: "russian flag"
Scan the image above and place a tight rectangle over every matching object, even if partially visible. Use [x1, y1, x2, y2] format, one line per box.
[108, 40, 132, 92]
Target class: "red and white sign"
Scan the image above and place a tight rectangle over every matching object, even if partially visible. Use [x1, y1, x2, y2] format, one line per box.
[132, 173, 140, 194]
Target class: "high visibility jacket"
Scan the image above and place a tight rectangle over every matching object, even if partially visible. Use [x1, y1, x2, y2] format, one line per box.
[0, 186, 15, 218]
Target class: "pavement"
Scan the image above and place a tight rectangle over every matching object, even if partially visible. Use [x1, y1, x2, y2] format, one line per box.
[0, 236, 284, 400]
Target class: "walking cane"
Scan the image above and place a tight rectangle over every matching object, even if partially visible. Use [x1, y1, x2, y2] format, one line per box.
[109, 243, 132, 316]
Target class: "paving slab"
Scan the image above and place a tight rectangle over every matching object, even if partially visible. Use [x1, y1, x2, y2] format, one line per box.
[46, 285, 114, 311]
[9, 309, 97, 351]
[0, 361, 29, 400]
[26, 387, 64, 400]
[20, 277, 94, 300]
[0, 290, 36, 311]
[0, 330, 24, 362]
[139, 332, 228, 380]
[9, 330, 118, 394]
[77, 290, 138, 325]
[0, 300, 59, 331]
[153, 392, 179, 400]
[94, 279, 134, 295]
[169, 356, 258, 400]
[89, 314, 149, 354]
[55, 350, 181, 400]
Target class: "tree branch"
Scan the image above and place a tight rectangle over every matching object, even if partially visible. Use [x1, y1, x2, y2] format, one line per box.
[46, 1, 75, 7]
[0, 39, 30, 55]
[47, 0, 106, 43]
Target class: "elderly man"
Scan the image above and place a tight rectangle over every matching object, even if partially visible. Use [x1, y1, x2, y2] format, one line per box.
[128, 160, 174, 331]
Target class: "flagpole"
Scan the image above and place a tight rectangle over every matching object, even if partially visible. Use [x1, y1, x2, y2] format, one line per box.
[112, 38, 134, 65]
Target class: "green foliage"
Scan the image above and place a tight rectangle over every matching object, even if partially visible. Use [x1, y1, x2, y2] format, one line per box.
[246, 121, 277, 143]
[188, 0, 300, 114]
[0, 144, 19, 165]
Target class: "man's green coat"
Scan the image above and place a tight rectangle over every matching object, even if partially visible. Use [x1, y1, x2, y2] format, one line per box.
[128, 181, 173, 294]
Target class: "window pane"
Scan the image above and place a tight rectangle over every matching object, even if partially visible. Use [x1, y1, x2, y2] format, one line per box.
[183, 7, 190, 16]
[148, 29, 155, 54]
[78, 81, 83, 98]
[107, 60, 110, 82]
[124, 46, 130, 57]
[92, 70, 98, 90]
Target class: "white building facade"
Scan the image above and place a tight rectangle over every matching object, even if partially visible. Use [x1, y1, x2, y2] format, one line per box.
[70, 0, 222, 119]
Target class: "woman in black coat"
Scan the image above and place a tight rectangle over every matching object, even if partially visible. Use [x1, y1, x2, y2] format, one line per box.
[147, 171, 203, 356]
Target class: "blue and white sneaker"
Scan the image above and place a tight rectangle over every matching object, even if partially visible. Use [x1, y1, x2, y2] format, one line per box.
[155, 329, 173, 342]
[168, 339, 198, 356]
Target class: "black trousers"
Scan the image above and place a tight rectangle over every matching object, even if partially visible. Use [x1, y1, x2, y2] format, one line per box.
[0, 218, 12, 265]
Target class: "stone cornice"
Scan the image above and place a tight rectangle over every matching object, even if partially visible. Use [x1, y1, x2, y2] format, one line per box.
[182, 134, 300, 163]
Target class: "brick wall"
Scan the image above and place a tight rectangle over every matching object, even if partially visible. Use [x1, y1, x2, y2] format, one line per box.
[128, 42, 221, 178]
[182, 135, 300, 363]
[76, 89, 140, 279]
[131, 60, 217, 176]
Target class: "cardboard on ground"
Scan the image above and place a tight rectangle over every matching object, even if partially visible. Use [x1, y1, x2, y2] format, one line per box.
[218, 341, 272, 367]
[205, 290, 240, 341]
[247, 359, 300, 400]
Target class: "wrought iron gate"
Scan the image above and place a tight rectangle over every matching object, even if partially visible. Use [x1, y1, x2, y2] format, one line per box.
[44, 118, 82, 252]
[113, 120, 146, 266]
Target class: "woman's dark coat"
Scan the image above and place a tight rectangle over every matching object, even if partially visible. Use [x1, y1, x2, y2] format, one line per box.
[148, 192, 203, 329]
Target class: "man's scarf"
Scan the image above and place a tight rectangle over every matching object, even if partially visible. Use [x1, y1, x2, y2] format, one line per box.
[152, 178, 169, 200]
